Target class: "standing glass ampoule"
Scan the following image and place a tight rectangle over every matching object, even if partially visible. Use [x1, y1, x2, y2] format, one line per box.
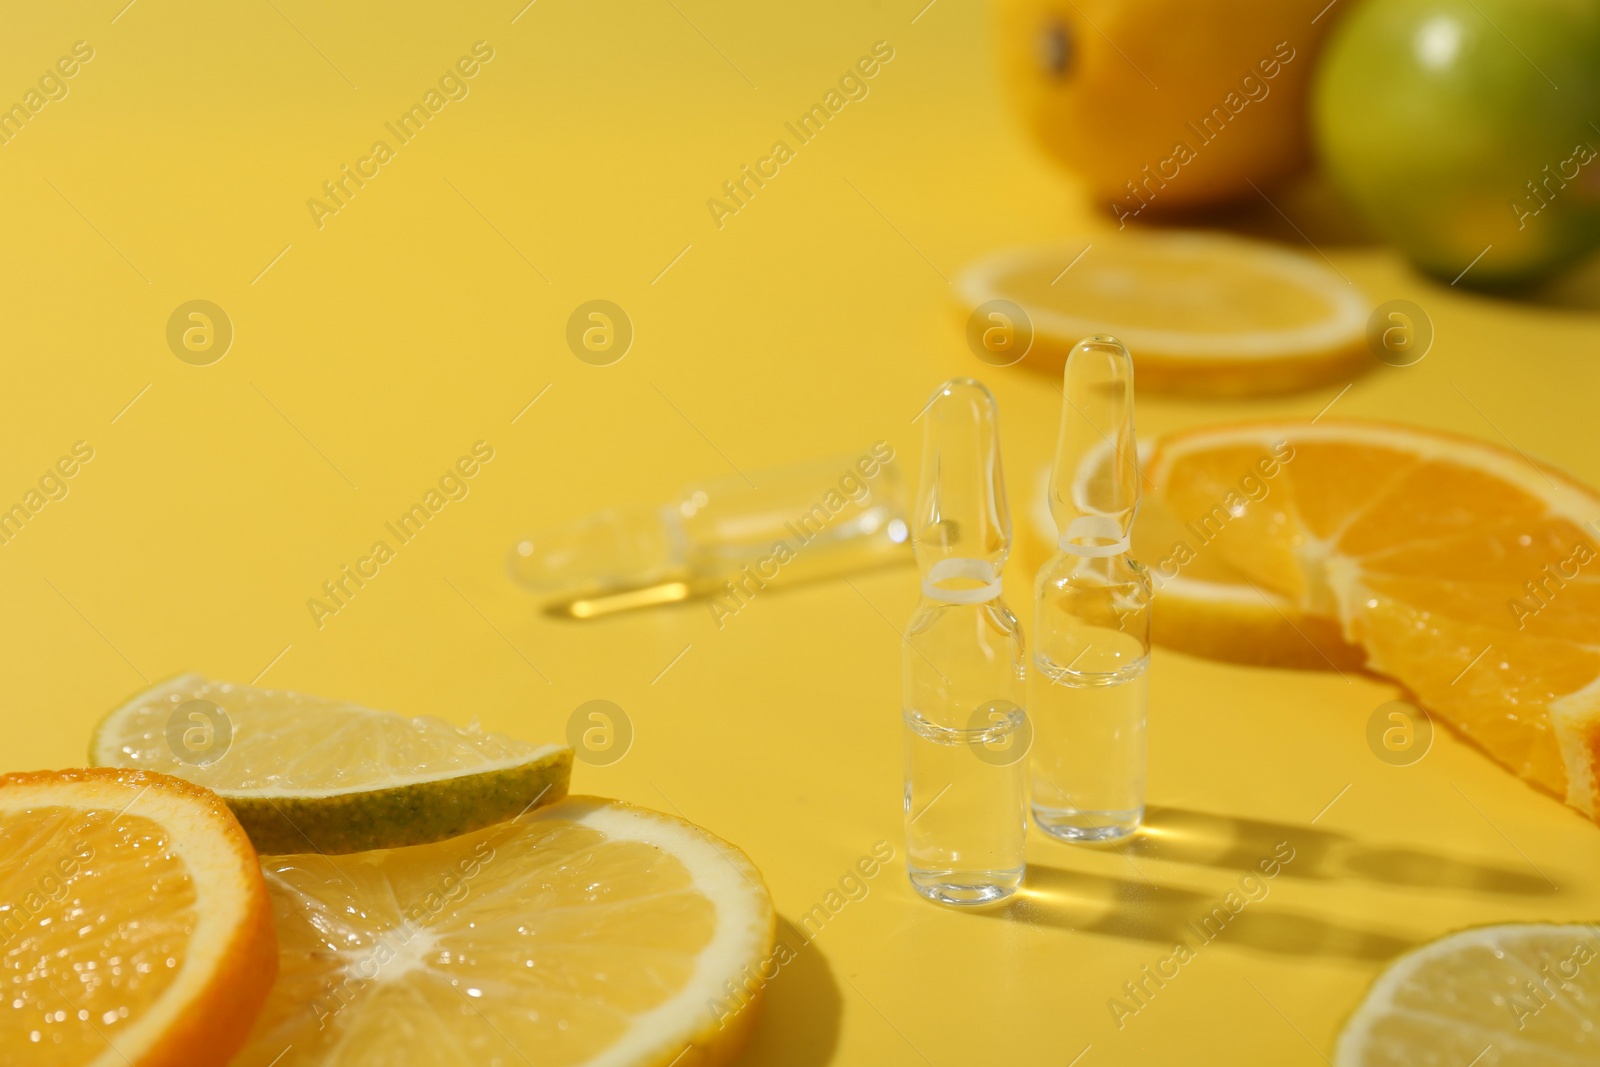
[1030, 337, 1152, 842]
[902, 378, 1028, 905]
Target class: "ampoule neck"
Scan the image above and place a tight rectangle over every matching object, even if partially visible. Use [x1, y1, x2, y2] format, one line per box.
[912, 378, 1012, 575]
[1048, 336, 1139, 550]
[1050, 548, 1145, 583]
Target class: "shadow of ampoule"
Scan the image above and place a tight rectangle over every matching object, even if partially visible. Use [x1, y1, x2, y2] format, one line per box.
[733, 918, 842, 1067]
[989, 865, 1414, 963]
[1125, 805, 1554, 896]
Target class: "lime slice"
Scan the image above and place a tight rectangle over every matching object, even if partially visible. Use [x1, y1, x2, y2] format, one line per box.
[91, 674, 571, 855]
[1337, 923, 1600, 1064]
[232, 797, 776, 1067]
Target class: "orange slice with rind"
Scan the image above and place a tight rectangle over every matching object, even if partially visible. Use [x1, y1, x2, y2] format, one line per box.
[1145, 419, 1600, 817]
[0, 767, 276, 1066]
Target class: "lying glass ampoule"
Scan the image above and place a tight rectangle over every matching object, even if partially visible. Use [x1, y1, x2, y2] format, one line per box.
[508, 448, 909, 618]
[1030, 336, 1152, 842]
[902, 378, 1027, 906]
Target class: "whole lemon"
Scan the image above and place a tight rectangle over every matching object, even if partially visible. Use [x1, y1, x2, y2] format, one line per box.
[1314, 0, 1600, 288]
[995, 0, 1335, 221]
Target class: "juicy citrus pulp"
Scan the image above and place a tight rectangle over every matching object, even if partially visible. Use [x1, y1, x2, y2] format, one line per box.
[0, 767, 276, 1067]
[1146, 420, 1600, 815]
[1336, 923, 1600, 1065]
[231, 797, 776, 1067]
[954, 233, 1370, 395]
[91, 675, 572, 854]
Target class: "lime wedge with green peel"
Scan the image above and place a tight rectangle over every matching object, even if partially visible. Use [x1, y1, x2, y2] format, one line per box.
[91, 674, 572, 855]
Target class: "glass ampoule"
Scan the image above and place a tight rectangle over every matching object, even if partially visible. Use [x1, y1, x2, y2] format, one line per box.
[902, 378, 1027, 905]
[508, 449, 910, 618]
[1030, 337, 1152, 842]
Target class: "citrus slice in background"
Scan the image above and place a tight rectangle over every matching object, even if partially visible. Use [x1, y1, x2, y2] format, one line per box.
[0, 767, 276, 1067]
[1146, 420, 1600, 817]
[1018, 449, 1365, 672]
[91, 675, 572, 855]
[231, 797, 776, 1067]
[1335, 923, 1600, 1064]
[954, 233, 1370, 395]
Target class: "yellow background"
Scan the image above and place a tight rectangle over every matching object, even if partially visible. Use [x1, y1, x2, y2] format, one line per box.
[4, 1, 1600, 1063]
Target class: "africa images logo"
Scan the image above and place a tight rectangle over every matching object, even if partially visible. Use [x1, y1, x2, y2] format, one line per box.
[705, 41, 895, 230]
[306, 441, 495, 628]
[306, 42, 496, 230]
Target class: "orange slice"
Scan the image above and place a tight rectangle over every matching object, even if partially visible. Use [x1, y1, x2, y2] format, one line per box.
[0, 767, 276, 1066]
[1146, 420, 1600, 816]
[954, 232, 1371, 395]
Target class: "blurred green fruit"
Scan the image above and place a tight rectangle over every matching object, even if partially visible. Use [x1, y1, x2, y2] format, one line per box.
[1313, 0, 1600, 288]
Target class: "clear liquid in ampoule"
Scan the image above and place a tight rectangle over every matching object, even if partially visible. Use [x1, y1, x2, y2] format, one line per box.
[1030, 632, 1147, 841]
[903, 685, 1027, 905]
[1030, 550, 1151, 841]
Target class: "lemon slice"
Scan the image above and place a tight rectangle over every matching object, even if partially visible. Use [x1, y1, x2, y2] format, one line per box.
[1336, 923, 1600, 1064]
[231, 797, 776, 1067]
[954, 232, 1370, 395]
[0, 767, 277, 1067]
[91, 675, 572, 855]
